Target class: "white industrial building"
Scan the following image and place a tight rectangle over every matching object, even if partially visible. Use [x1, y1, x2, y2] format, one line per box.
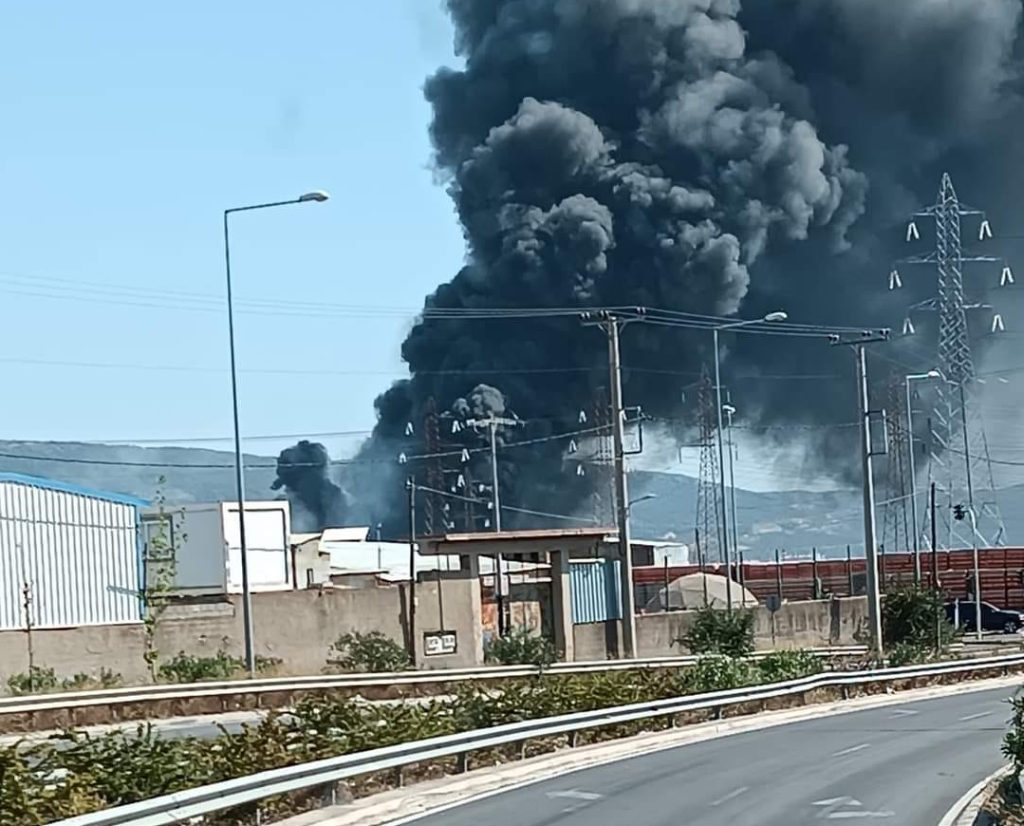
[0, 473, 147, 630]
[141, 500, 292, 595]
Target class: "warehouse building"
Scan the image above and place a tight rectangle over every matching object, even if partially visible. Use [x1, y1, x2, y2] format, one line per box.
[0, 473, 147, 630]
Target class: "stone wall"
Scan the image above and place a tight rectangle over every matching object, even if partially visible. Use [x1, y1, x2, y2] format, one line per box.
[0, 577, 483, 687]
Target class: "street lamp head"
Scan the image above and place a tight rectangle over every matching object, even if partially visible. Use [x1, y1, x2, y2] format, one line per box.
[298, 190, 330, 203]
[763, 311, 788, 323]
[927, 369, 942, 379]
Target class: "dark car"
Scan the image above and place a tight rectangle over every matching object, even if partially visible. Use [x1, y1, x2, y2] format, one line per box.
[945, 600, 1024, 633]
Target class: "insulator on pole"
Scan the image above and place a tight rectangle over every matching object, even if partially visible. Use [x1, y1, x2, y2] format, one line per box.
[404, 422, 414, 436]
[578, 410, 588, 424]
[992, 313, 1005, 333]
[456, 473, 466, 489]
[889, 269, 903, 290]
[398, 452, 408, 464]
[980, 219, 993, 241]
[1001, 265, 1015, 286]
[902, 317, 916, 336]
[568, 439, 578, 454]
[460, 448, 470, 463]
[577, 464, 586, 477]
[451, 421, 461, 434]
[906, 221, 920, 242]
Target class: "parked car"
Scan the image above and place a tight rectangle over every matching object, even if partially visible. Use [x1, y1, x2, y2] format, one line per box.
[945, 600, 1024, 633]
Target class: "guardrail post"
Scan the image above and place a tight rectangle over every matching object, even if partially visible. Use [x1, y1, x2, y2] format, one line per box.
[458, 752, 469, 773]
[569, 730, 579, 748]
[714, 705, 724, 721]
[841, 684, 849, 700]
[394, 766, 405, 788]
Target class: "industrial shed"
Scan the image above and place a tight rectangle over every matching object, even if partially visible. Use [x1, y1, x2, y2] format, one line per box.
[0, 473, 147, 630]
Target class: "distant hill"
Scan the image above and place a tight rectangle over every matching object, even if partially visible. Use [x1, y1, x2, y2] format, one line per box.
[0, 440, 277, 505]
[2, 440, 1020, 559]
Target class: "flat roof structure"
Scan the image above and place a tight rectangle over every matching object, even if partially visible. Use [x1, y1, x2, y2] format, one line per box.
[420, 527, 617, 557]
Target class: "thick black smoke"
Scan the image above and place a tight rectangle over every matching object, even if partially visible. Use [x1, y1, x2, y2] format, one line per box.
[352, 0, 1024, 531]
[271, 440, 347, 532]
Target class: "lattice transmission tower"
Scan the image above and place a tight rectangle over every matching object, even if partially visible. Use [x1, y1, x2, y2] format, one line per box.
[695, 367, 723, 563]
[881, 378, 911, 554]
[894, 172, 1009, 548]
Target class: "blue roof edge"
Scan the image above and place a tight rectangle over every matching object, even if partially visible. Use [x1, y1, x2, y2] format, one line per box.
[0, 472, 150, 508]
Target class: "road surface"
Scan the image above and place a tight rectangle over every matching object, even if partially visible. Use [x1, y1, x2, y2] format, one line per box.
[409, 687, 1017, 826]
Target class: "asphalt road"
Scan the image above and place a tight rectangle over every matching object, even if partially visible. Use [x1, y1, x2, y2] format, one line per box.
[410, 687, 1017, 826]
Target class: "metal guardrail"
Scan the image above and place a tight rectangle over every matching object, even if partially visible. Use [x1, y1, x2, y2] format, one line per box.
[49, 651, 1024, 826]
[0, 646, 867, 716]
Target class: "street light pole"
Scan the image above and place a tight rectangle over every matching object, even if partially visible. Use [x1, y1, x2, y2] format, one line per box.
[223, 190, 329, 676]
[723, 402, 740, 560]
[712, 311, 787, 610]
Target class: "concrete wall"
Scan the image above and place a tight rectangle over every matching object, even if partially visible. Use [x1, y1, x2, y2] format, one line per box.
[572, 597, 868, 659]
[0, 577, 483, 687]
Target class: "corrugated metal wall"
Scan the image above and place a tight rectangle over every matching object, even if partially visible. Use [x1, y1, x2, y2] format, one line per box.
[0, 480, 142, 630]
[570, 559, 622, 624]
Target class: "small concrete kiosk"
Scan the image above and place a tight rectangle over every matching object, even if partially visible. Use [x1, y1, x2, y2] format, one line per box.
[419, 528, 618, 662]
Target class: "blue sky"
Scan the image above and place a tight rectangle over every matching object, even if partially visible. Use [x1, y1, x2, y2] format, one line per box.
[0, 2, 463, 458]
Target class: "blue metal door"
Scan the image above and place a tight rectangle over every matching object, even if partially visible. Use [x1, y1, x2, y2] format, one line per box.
[570, 559, 622, 623]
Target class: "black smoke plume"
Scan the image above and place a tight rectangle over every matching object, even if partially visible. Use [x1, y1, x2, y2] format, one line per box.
[271, 440, 347, 532]
[351, 0, 1024, 532]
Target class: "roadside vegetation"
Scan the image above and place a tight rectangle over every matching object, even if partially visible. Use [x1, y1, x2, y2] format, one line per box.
[5, 667, 123, 696]
[484, 627, 558, 667]
[326, 631, 411, 673]
[880, 583, 957, 666]
[0, 653, 822, 825]
[678, 605, 756, 657]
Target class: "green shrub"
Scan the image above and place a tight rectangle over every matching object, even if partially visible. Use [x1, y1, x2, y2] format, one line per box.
[1004, 693, 1024, 782]
[157, 651, 242, 683]
[5, 666, 59, 696]
[484, 627, 557, 667]
[680, 655, 757, 693]
[882, 583, 954, 650]
[327, 631, 410, 673]
[755, 650, 823, 682]
[886, 642, 933, 668]
[678, 606, 755, 657]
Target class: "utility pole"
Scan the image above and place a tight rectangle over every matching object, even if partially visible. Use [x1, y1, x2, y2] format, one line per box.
[406, 478, 418, 664]
[581, 310, 639, 658]
[467, 415, 520, 636]
[931, 482, 941, 652]
[831, 331, 889, 658]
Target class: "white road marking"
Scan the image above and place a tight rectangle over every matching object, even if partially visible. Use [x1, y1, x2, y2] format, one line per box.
[545, 789, 603, 801]
[832, 743, 871, 757]
[958, 711, 993, 722]
[813, 797, 893, 819]
[710, 786, 749, 807]
[888, 709, 918, 718]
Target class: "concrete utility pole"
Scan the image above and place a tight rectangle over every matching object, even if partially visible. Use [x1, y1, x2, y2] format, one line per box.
[831, 331, 890, 658]
[581, 310, 638, 658]
[406, 477, 418, 663]
[467, 415, 520, 636]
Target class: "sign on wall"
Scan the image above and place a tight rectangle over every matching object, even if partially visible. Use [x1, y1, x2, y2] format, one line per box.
[423, 630, 458, 656]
